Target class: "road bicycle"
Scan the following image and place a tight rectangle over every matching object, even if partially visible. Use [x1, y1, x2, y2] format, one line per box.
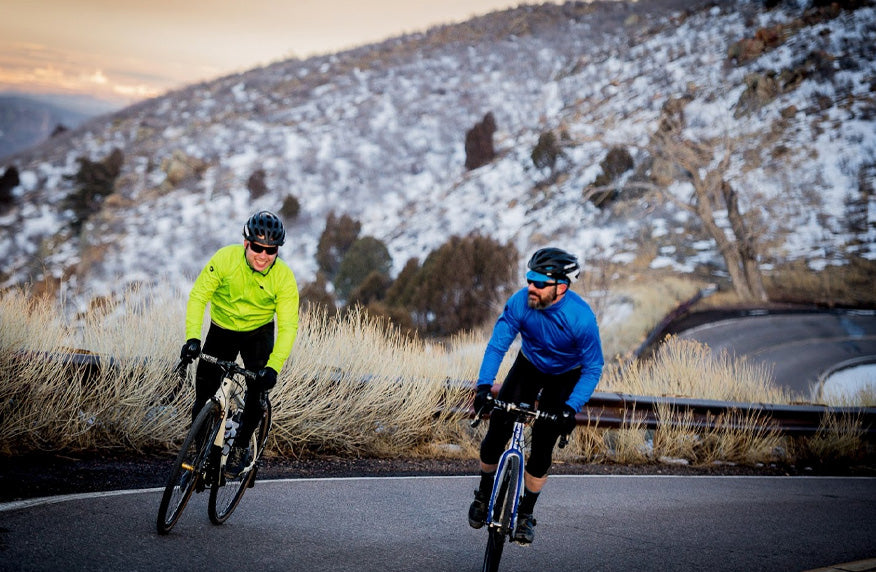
[156, 353, 272, 535]
[471, 397, 566, 572]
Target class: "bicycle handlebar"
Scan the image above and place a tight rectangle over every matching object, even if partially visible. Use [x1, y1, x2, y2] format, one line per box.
[490, 398, 559, 422]
[198, 353, 257, 381]
[173, 354, 258, 381]
[470, 397, 569, 448]
[470, 397, 559, 426]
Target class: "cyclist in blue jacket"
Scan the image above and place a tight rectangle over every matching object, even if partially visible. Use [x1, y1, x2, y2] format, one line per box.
[468, 247, 604, 544]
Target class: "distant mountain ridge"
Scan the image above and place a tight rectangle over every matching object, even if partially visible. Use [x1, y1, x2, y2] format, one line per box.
[0, 0, 873, 314]
[0, 93, 119, 160]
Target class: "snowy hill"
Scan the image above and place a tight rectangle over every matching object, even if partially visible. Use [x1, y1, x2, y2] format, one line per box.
[1, 0, 874, 313]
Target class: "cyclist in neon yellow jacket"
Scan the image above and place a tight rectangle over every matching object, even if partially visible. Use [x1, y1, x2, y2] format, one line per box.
[179, 211, 299, 477]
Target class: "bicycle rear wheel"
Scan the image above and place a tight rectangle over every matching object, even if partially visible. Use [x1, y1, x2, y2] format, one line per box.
[482, 455, 520, 572]
[156, 401, 221, 534]
[208, 398, 272, 524]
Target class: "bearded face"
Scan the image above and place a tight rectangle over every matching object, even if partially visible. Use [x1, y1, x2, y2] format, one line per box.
[527, 282, 560, 309]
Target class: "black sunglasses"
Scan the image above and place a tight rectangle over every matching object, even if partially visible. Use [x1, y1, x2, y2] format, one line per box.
[527, 279, 557, 289]
[249, 242, 278, 255]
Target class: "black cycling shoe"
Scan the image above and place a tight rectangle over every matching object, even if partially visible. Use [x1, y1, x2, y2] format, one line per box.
[224, 446, 252, 478]
[512, 513, 536, 545]
[468, 489, 489, 529]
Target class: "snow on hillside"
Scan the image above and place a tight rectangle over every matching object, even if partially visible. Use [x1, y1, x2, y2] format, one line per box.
[0, 0, 874, 314]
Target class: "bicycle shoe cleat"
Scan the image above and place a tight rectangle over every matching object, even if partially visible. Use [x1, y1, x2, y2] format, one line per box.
[468, 489, 489, 529]
[512, 513, 536, 545]
[224, 446, 252, 478]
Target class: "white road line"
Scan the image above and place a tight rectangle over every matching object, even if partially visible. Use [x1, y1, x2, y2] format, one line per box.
[3, 474, 871, 512]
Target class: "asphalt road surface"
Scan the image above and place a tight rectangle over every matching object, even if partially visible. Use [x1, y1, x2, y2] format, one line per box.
[677, 310, 876, 399]
[2, 474, 874, 571]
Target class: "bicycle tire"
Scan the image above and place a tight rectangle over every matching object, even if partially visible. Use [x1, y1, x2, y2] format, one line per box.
[483, 528, 506, 572]
[156, 401, 221, 534]
[208, 398, 272, 524]
[482, 455, 519, 572]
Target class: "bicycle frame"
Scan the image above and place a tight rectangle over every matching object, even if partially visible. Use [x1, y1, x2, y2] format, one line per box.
[200, 354, 259, 474]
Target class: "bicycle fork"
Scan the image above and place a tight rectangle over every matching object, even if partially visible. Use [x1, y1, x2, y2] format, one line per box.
[486, 421, 527, 535]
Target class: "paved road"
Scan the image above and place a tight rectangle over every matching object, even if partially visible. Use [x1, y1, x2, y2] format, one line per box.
[2, 475, 874, 571]
[677, 310, 876, 399]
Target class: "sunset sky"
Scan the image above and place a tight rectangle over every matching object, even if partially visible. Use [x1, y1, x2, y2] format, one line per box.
[1, 1, 558, 107]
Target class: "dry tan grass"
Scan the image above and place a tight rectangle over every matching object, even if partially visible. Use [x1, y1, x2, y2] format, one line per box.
[693, 409, 784, 466]
[764, 257, 876, 308]
[608, 412, 652, 465]
[0, 285, 186, 454]
[601, 336, 792, 404]
[0, 279, 870, 468]
[796, 411, 866, 464]
[652, 404, 700, 461]
[268, 306, 470, 457]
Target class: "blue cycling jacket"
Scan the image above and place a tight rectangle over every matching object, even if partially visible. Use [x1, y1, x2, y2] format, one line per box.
[477, 287, 604, 412]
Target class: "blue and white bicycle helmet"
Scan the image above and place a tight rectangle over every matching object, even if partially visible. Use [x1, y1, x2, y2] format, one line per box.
[526, 247, 580, 284]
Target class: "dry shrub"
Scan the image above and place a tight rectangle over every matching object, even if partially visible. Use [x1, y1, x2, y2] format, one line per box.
[603, 336, 791, 404]
[2, 279, 871, 468]
[694, 410, 783, 466]
[607, 411, 651, 465]
[652, 404, 699, 461]
[797, 411, 866, 465]
[562, 424, 609, 463]
[0, 284, 188, 454]
[269, 306, 470, 458]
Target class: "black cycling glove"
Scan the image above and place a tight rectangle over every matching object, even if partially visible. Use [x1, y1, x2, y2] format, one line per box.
[560, 405, 578, 435]
[473, 385, 493, 414]
[255, 367, 278, 391]
[179, 338, 201, 364]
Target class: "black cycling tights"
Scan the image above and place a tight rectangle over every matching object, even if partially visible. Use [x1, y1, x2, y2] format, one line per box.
[479, 352, 579, 478]
[192, 321, 274, 445]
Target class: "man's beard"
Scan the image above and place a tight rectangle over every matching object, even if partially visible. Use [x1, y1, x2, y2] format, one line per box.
[527, 289, 556, 310]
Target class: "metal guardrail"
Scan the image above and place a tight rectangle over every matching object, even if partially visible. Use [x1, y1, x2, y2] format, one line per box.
[569, 392, 876, 436]
[458, 387, 876, 437]
[16, 350, 876, 436]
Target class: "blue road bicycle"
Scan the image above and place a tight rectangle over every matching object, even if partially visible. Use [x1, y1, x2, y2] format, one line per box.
[471, 397, 566, 572]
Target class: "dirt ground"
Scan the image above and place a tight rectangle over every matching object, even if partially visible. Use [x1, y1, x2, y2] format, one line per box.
[2, 449, 872, 503]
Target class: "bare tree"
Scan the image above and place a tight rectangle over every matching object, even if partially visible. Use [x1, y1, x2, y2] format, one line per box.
[646, 97, 768, 302]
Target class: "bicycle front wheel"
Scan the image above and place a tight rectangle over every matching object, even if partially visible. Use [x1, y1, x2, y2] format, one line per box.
[156, 401, 221, 534]
[483, 528, 506, 572]
[208, 399, 272, 524]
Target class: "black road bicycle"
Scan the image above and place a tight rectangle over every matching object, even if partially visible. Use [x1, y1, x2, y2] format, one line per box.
[471, 397, 565, 572]
[156, 354, 272, 535]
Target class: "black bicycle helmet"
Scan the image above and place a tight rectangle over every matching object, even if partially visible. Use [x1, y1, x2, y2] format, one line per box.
[526, 247, 580, 283]
[243, 210, 286, 246]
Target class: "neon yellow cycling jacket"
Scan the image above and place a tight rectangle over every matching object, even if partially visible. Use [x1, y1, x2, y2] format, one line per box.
[185, 244, 299, 373]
